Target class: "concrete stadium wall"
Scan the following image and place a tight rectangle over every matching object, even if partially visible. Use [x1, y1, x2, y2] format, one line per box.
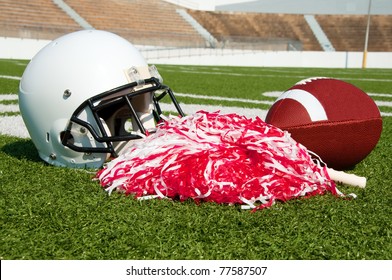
[1, 37, 391, 69]
[145, 48, 392, 69]
[0, 37, 51, 60]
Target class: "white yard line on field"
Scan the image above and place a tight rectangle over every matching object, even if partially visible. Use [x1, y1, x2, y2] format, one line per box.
[368, 93, 392, 98]
[261, 91, 284, 98]
[175, 92, 274, 105]
[0, 94, 268, 139]
[0, 104, 19, 112]
[160, 103, 268, 120]
[0, 75, 21, 80]
[262, 91, 392, 99]
[163, 69, 392, 83]
[376, 101, 392, 107]
[1, 90, 392, 139]
[0, 115, 30, 138]
[0, 94, 20, 100]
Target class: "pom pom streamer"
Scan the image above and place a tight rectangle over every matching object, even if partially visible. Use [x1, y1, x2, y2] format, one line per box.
[97, 111, 342, 210]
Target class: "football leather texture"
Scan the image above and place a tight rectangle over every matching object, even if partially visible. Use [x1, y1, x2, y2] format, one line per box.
[265, 77, 382, 170]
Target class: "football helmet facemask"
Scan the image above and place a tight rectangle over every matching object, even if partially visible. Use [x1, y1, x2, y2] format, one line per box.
[19, 30, 184, 168]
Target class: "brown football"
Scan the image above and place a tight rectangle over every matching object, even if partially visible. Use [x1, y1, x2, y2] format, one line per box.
[265, 77, 382, 170]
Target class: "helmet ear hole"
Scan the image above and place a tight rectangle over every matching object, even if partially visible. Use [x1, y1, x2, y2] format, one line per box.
[104, 107, 131, 136]
[123, 118, 135, 134]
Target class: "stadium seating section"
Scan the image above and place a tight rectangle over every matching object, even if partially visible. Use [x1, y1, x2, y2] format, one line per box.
[0, 0, 391, 51]
[0, 0, 80, 40]
[187, 10, 321, 50]
[316, 14, 392, 52]
[63, 0, 205, 47]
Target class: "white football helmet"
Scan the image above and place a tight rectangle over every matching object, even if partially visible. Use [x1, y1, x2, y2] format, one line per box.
[19, 30, 184, 168]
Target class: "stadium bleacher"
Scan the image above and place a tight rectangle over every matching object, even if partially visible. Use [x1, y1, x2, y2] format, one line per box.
[0, 0, 80, 40]
[186, 10, 322, 51]
[0, 0, 391, 52]
[316, 14, 392, 52]
[63, 0, 206, 47]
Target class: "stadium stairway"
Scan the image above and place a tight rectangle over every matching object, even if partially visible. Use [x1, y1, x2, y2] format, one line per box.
[52, 0, 93, 29]
[176, 9, 218, 48]
[304, 15, 335, 51]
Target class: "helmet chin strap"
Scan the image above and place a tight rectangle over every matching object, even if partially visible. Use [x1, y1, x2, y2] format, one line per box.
[129, 91, 156, 132]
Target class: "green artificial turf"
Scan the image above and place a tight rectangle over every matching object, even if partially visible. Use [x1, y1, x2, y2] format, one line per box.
[0, 59, 391, 260]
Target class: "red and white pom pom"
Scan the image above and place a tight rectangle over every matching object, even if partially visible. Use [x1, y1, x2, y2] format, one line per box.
[97, 111, 342, 210]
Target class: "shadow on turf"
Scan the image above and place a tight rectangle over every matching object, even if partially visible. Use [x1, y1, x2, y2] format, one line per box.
[1, 139, 41, 163]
